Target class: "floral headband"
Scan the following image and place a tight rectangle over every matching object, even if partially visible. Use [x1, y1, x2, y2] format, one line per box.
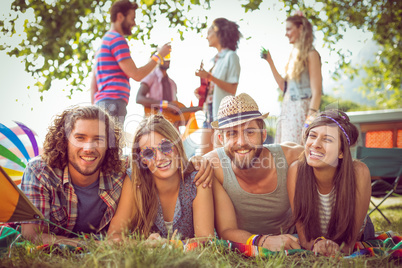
[319, 115, 351, 145]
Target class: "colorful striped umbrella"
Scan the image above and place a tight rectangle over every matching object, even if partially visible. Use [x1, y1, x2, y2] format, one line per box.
[0, 121, 41, 185]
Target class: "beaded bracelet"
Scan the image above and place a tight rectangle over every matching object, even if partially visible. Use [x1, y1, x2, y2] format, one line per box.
[311, 236, 326, 250]
[260, 234, 271, 247]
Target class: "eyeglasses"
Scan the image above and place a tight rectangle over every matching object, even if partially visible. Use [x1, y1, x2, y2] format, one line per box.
[139, 139, 174, 161]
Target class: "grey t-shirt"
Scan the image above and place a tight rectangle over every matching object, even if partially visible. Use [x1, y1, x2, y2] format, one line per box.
[217, 144, 295, 235]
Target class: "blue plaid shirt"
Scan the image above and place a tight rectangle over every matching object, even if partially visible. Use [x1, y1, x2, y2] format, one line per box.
[21, 156, 125, 236]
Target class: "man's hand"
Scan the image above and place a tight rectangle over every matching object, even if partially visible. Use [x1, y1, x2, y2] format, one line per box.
[158, 43, 171, 58]
[262, 234, 300, 251]
[189, 155, 213, 188]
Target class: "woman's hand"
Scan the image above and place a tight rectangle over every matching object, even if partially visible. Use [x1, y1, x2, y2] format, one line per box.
[188, 155, 213, 188]
[313, 239, 340, 256]
[144, 233, 168, 247]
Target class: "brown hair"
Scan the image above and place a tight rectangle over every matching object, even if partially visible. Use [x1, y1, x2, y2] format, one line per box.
[110, 0, 138, 22]
[291, 110, 359, 245]
[41, 105, 124, 174]
[212, 18, 242, 51]
[285, 15, 315, 80]
[130, 115, 192, 236]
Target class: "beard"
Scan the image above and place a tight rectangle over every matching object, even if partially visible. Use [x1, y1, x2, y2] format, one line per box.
[121, 19, 132, 36]
[225, 144, 263, 170]
[69, 154, 105, 176]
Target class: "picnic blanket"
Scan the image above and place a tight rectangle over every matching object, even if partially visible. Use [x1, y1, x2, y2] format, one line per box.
[1, 225, 401, 260]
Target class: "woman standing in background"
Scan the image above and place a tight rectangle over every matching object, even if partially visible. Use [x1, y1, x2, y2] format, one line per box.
[262, 13, 322, 144]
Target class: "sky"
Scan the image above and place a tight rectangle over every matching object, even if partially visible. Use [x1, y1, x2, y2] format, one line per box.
[0, 0, 372, 148]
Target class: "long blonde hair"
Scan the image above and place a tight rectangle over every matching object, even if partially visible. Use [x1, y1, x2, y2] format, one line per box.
[130, 115, 191, 236]
[285, 15, 314, 80]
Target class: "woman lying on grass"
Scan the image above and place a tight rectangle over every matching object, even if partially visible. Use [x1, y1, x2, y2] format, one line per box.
[287, 110, 374, 255]
[107, 115, 214, 243]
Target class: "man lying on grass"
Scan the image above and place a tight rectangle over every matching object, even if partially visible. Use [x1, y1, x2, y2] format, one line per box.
[205, 93, 303, 250]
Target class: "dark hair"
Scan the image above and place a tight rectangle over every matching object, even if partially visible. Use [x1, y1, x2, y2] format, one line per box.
[212, 18, 241, 51]
[291, 110, 359, 245]
[42, 105, 124, 174]
[110, 0, 138, 22]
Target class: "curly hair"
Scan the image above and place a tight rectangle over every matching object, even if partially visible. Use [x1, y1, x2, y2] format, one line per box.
[110, 0, 138, 22]
[285, 15, 315, 80]
[212, 18, 242, 51]
[41, 105, 125, 175]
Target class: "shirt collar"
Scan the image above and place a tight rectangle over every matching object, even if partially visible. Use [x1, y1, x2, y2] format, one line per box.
[155, 67, 168, 81]
[215, 48, 230, 60]
[63, 165, 113, 191]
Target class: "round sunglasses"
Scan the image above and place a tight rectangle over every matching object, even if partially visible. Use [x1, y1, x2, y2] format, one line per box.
[139, 138, 174, 161]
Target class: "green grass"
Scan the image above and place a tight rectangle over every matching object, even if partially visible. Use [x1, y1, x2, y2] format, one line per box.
[1, 197, 401, 268]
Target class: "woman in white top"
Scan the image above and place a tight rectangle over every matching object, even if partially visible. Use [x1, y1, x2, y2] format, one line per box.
[287, 110, 373, 255]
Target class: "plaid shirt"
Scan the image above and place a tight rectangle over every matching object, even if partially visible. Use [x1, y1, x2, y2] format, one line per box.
[21, 156, 125, 236]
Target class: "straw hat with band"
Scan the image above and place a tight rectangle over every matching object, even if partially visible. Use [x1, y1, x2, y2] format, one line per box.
[211, 93, 269, 130]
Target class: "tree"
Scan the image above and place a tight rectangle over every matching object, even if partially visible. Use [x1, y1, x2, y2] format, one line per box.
[1, 0, 401, 108]
[268, 0, 402, 109]
[0, 0, 210, 97]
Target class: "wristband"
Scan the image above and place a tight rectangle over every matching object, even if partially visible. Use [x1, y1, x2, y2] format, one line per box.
[151, 54, 160, 63]
[311, 236, 326, 250]
[246, 234, 257, 246]
[162, 100, 168, 108]
[252, 234, 262, 246]
[157, 53, 164, 65]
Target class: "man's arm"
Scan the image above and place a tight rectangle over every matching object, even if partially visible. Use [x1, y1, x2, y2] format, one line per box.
[136, 82, 153, 107]
[212, 172, 252, 243]
[21, 224, 81, 247]
[281, 142, 304, 166]
[119, 43, 171, 82]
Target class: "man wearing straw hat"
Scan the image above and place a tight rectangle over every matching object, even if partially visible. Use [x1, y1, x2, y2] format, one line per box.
[205, 93, 303, 250]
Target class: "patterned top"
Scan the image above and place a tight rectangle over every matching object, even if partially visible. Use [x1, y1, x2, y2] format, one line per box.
[151, 171, 198, 239]
[21, 156, 125, 237]
[94, 31, 132, 104]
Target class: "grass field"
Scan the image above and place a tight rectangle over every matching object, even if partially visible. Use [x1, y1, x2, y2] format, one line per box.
[1, 196, 401, 268]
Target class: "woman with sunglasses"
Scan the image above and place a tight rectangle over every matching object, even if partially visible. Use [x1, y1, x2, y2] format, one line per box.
[287, 110, 373, 256]
[107, 115, 214, 242]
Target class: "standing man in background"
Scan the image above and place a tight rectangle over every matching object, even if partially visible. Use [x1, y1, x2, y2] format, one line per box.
[91, 0, 171, 126]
